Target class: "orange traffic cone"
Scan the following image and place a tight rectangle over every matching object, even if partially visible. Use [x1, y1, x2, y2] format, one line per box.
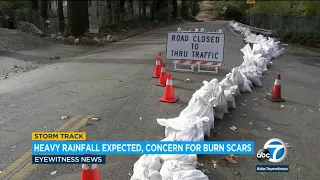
[267, 74, 285, 102]
[157, 62, 167, 87]
[152, 54, 162, 78]
[81, 164, 101, 180]
[160, 73, 178, 103]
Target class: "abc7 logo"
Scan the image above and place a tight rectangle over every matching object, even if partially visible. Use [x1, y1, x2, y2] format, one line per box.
[256, 149, 271, 162]
[256, 138, 287, 163]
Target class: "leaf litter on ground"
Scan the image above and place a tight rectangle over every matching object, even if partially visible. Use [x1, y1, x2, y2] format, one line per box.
[222, 154, 239, 164]
[209, 159, 218, 169]
[230, 126, 237, 131]
[60, 116, 68, 120]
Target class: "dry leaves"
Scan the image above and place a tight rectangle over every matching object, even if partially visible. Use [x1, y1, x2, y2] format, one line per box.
[285, 143, 291, 148]
[241, 113, 247, 118]
[222, 155, 239, 164]
[183, 78, 191, 83]
[266, 127, 272, 131]
[91, 117, 100, 121]
[209, 159, 218, 169]
[197, 162, 204, 167]
[60, 116, 68, 120]
[230, 126, 237, 131]
[201, 168, 210, 174]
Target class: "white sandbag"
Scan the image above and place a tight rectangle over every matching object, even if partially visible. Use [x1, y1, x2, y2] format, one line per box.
[160, 159, 197, 180]
[179, 96, 215, 137]
[247, 79, 253, 88]
[157, 114, 209, 141]
[213, 85, 228, 119]
[159, 154, 198, 164]
[239, 65, 262, 87]
[249, 75, 262, 87]
[131, 155, 162, 180]
[173, 170, 209, 180]
[225, 89, 236, 109]
[243, 82, 252, 92]
[180, 79, 218, 136]
[220, 74, 240, 96]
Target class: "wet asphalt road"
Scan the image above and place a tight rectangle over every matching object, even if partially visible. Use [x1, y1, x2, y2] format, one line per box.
[0, 21, 319, 180]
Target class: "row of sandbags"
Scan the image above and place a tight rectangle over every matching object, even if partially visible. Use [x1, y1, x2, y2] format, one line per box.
[130, 22, 285, 180]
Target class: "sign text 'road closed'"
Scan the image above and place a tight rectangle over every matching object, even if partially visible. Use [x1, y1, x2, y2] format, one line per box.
[166, 32, 225, 62]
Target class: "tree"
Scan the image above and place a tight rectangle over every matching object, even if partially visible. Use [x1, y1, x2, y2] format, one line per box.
[151, 0, 155, 20]
[128, 0, 134, 20]
[57, 0, 64, 33]
[119, 0, 125, 22]
[172, 0, 177, 18]
[40, 0, 48, 19]
[180, 0, 188, 19]
[192, 0, 197, 18]
[142, 0, 146, 19]
[107, 0, 112, 24]
[67, 0, 89, 36]
[31, 0, 38, 11]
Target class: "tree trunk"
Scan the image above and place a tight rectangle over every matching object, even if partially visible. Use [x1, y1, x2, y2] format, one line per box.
[119, 0, 125, 22]
[192, 0, 197, 18]
[172, 0, 177, 19]
[31, 0, 38, 11]
[151, 0, 155, 21]
[58, 0, 65, 33]
[142, 0, 146, 19]
[180, 0, 188, 20]
[107, 0, 112, 24]
[67, 0, 89, 37]
[128, 0, 134, 20]
[84, 0, 89, 28]
[40, 0, 48, 19]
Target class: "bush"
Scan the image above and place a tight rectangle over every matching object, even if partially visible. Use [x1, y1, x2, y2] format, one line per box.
[280, 28, 320, 47]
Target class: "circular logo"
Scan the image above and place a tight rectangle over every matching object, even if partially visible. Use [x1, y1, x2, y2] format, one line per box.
[263, 138, 287, 163]
[256, 148, 270, 162]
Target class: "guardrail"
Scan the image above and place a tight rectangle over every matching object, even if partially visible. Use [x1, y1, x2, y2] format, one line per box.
[230, 20, 272, 36]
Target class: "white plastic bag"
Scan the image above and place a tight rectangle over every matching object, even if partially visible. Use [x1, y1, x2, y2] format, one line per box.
[213, 85, 228, 119]
[131, 155, 162, 180]
[160, 159, 197, 180]
[180, 94, 215, 137]
[157, 114, 209, 141]
[173, 170, 209, 180]
[159, 154, 198, 164]
[179, 79, 218, 136]
[225, 89, 236, 109]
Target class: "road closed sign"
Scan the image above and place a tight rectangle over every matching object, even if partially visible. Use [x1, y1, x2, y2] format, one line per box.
[166, 32, 225, 62]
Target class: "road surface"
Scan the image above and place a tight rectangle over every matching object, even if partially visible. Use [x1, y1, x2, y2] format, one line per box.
[0, 21, 319, 180]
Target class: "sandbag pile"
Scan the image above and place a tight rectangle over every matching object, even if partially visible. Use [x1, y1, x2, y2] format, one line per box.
[130, 21, 284, 180]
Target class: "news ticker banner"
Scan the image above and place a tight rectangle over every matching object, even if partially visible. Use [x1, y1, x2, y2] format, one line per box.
[32, 141, 254, 155]
[256, 165, 289, 172]
[32, 155, 106, 164]
[32, 132, 87, 140]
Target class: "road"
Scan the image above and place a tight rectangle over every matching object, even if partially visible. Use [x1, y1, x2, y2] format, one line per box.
[0, 21, 319, 180]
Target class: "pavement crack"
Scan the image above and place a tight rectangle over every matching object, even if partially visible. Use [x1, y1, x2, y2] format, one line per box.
[0, 128, 13, 132]
[107, 95, 129, 102]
